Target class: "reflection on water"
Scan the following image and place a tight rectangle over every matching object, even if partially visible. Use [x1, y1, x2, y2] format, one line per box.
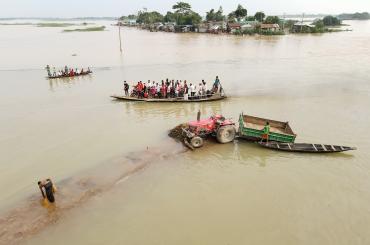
[48, 74, 93, 91]
[116, 99, 225, 119]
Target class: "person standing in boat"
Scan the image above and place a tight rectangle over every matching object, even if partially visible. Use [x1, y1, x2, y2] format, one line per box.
[124, 81, 129, 96]
[45, 65, 52, 77]
[262, 122, 270, 142]
[52, 67, 57, 77]
[64, 65, 68, 75]
[213, 76, 220, 93]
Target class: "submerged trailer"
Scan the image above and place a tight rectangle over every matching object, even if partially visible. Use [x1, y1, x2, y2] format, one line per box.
[238, 114, 296, 143]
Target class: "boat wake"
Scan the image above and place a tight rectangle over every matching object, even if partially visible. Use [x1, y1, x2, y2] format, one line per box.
[0, 142, 185, 245]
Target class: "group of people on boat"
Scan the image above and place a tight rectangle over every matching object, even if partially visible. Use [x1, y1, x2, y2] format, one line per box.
[46, 65, 91, 78]
[123, 76, 222, 100]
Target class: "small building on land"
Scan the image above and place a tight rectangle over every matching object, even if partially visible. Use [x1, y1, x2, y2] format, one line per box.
[227, 23, 241, 33]
[291, 23, 316, 33]
[163, 22, 176, 32]
[260, 23, 280, 32]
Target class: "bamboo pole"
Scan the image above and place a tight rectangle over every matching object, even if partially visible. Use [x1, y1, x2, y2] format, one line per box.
[119, 24, 123, 53]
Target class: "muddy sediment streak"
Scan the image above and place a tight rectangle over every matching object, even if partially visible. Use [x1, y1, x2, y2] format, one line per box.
[0, 142, 185, 245]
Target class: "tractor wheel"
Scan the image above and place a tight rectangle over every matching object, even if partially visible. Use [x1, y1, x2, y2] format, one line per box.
[216, 125, 236, 144]
[190, 136, 204, 148]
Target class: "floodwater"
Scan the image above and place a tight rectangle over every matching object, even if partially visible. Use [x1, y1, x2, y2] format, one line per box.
[0, 19, 370, 245]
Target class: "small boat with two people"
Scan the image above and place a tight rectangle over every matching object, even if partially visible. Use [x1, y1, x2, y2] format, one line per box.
[45, 65, 92, 79]
[111, 76, 227, 103]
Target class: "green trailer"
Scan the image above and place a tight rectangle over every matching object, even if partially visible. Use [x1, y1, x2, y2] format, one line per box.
[238, 113, 296, 143]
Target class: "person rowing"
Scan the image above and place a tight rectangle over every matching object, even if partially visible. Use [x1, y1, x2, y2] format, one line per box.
[213, 76, 220, 93]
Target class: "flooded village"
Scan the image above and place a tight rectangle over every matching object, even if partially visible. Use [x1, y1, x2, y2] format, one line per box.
[118, 3, 356, 35]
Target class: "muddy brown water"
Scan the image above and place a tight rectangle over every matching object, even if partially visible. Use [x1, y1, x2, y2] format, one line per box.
[0, 19, 370, 245]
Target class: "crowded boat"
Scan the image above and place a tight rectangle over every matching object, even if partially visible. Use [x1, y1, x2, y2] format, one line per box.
[45, 65, 92, 79]
[121, 76, 223, 100]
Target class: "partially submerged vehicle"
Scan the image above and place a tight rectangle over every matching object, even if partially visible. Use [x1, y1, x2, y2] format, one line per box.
[239, 113, 296, 143]
[182, 115, 236, 149]
[177, 113, 356, 153]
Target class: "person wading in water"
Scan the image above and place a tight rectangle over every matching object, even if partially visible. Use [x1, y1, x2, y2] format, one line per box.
[38, 178, 57, 203]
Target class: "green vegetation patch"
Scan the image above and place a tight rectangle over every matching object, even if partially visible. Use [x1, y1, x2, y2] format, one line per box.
[0, 22, 33, 26]
[63, 26, 106, 32]
[37, 22, 76, 27]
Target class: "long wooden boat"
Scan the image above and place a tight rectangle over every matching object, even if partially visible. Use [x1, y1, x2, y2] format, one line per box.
[239, 114, 297, 143]
[110, 93, 227, 103]
[257, 141, 356, 153]
[47, 71, 92, 79]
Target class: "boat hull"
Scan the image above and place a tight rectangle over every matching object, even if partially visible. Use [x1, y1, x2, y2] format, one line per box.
[110, 94, 227, 103]
[47, 71, 92, 79]
[257, 142, 356, 153]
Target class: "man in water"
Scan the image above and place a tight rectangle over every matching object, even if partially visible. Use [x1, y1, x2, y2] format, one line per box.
[213, 76, 220, 93]
[38, 178, 57, 203]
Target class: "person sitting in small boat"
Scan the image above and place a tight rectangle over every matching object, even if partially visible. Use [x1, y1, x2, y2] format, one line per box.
[75, 68, 80, 75]
[261, 122, 270, 142]
[80, 68, 84, 74]
[213, 76, 220, 93]
[53, 67, 57, 77]
[124, 81, 129, 96]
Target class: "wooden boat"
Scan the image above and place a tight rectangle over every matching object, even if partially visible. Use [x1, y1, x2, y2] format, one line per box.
[110, 93, 226, 103]
[47, 71, 92, 79]
[238, 114, 296, 143]
[257, 141, 356, 153]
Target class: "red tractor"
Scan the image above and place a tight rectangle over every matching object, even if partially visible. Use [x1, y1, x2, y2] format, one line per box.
[182, 115, 236, 149]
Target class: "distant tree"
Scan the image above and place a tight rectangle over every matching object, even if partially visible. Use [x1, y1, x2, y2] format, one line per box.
[206, 9, 216, 21]
[172, 2, 192, 14]
[215, 6, 225, 21]
[229, 4, 248, 21]
[264, 16, 280, 24]
[246, 16, 255, 21]
[234, 4, 248, 20]
[254, 12, 266, 22]
[313, 19, 324, 29]
[171, 2, 202, 25]
[338, 12, 370, 20]
[322, 16, 341, 26]
[227, 12, 237, 22]
[164, 11, 176, 22]
[137, 11, 164, 24]
[127, 14, 137, 19]
[206, 6, 225, 21]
